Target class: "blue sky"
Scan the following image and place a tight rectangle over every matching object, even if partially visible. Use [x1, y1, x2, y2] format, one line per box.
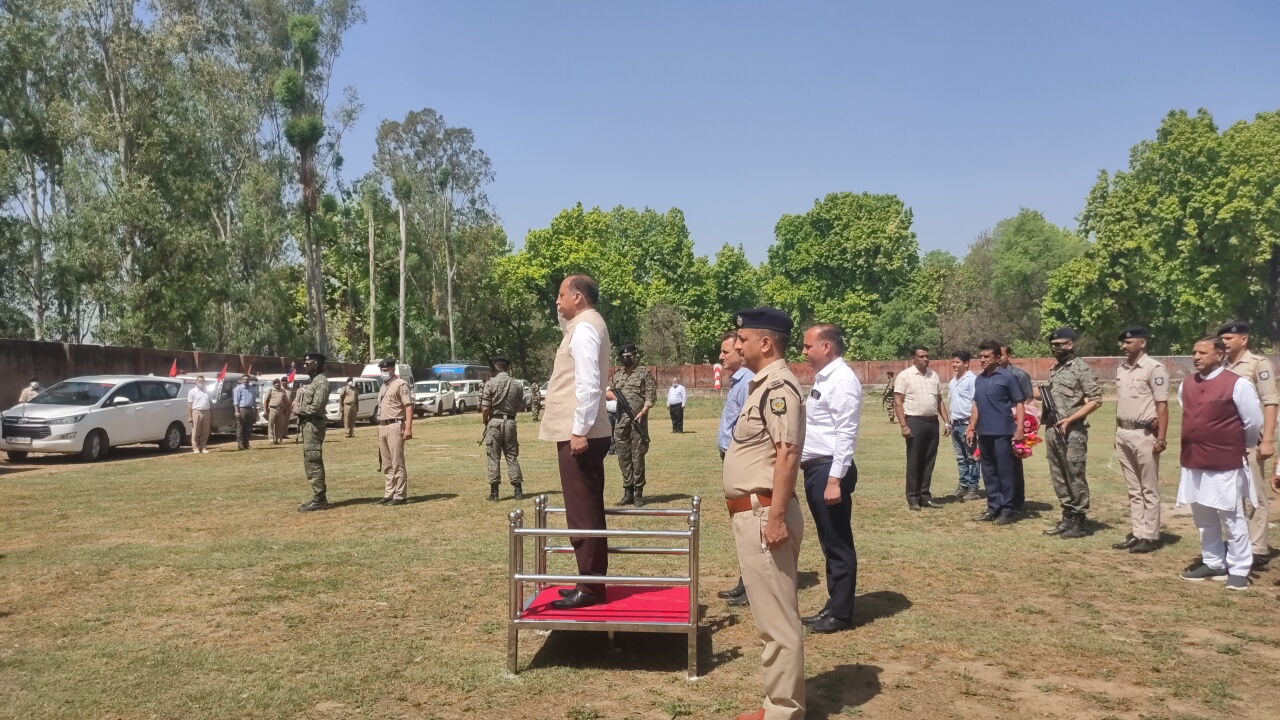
[330, 1, 1280, 263]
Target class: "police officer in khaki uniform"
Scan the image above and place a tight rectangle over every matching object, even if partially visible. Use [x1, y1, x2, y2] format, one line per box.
[1112, 326, 1169, 554]
[1219, 320, 1278, 564]
[265, 379, 287, 444]
[724, 308, 805, 720]
[339, 379, 359, 437]
[375, 357, 413, 505]
[481, 355, 525, 501]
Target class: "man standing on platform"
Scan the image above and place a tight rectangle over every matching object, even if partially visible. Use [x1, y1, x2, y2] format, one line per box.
[610, 343, 655, 507]
[999, 345, 1034, 511]
[948, 351, 980, 501]
[965, 340, 1026, 525]
[799, 323, 861, 634]
[717, 330, 754, 608]
[725, 308, 806, 720]
[233, 374, 258, 450]
[894, 347, 946, 510]
[1178, 337, 1263, 590]
[540, 275, 613, 610]
[1113, 327, 1169, 554]
[295, 353, 330, 512]
[339, 379, 359, 438]
[481, 355, 525, 501]
[1043, 328, 1102, 539]
[375, 358, 413, 506]
[1218, 320, 1278, 567]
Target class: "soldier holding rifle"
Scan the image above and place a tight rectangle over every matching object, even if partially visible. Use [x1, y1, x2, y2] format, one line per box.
[610, 343, 655, 507]
[1041, 328, 1103, 539]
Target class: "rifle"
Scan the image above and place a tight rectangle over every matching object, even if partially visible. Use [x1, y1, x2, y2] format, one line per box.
[612, 386, 651, 444]
[1039, 383, 1063, 435]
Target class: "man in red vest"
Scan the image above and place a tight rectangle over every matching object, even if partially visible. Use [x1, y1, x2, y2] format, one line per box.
[1178, 337, 1264, 590]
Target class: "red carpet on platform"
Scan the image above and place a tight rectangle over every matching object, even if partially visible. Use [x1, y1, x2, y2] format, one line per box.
[521, 585, 691, 624]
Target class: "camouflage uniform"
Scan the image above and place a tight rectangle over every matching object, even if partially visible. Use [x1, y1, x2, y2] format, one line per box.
[1045, 356, 1102, 515]
[610, 365, 656, 492]
[529, 382, 542, 421]
[480, 371, 524, 496]
[299, 373, 329, 496]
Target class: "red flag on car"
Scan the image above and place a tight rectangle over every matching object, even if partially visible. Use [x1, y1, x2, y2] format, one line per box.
[216, 364, 227, 383]
[286, 367, 296, 383]
[169, 359, 178, 377]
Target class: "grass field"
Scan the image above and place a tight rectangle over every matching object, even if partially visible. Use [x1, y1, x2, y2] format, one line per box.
[2, 398, 1279, 720]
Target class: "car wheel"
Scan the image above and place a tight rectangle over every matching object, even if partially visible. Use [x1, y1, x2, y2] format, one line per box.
[457, 401, 466, 414]
[80, 429, 107, 462]
[158, 422, 184, 452]
[5, 451, 29, 462]
[436, 403, 444, 417]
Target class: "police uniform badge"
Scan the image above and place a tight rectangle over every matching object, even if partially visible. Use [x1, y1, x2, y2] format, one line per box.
[1154, 376, 1165, 386]
[1262, 370, 1272, 381]
[770, 396, 787, 414]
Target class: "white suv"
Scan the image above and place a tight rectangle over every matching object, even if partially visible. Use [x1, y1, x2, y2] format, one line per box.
[412, 381, 456, 417]
[1, 376, 190, 462]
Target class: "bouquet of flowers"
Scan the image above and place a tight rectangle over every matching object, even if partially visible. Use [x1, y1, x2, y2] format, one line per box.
[972, 406, 1043, 460]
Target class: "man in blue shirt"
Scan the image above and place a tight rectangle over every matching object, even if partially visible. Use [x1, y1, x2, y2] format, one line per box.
[947, 350, 981, 501]
[716, 330, 754, 606]
[233, 374, 259, 450]
[965, 340, 1027, 523]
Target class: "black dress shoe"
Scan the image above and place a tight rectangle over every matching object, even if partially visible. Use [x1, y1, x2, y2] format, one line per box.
[1129, 539, 1158, 554]
[921, 500, 942, 509]
[975, 511, 997, 522]
[908, 504, 922, 511]
[726, 593, 750, 607]
[801, 609, 830, 625]
[1112, 535, 1137, 550]
[806, 615, 853, 634]
[375, 497, 392, 505]
[718, 579, 746, 599]
[551, 589, 602, 609]
[994, 512, 1016, 525]
[558, 588, 575, 598]
[386, 498, 407, 506]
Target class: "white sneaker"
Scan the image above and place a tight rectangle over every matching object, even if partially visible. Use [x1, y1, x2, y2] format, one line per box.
[201, 449, 209, 454]
[191, 448, 199, 454]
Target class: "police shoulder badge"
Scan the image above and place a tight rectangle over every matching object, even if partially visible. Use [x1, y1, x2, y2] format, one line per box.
[1154, 376, 1165, 386]
[1261, 370, 1272, 381]
[770, 396, 787, 414]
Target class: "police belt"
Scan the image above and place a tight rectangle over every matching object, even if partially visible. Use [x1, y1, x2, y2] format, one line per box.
[1116, 418, 1155, 431]
[727, 492, 772, 515]
[491, 413, 516, 420]
[379, 417, 403, 426]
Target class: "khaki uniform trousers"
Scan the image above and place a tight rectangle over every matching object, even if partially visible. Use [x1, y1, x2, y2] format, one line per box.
[343, 404, 358, 437]
[1244, 452, 1271, 555]
[271, 409, 289, 443]
[191, 409, 211, 451]
[379, 422, 407, 500]
[732, 498, 805, 720]
[1115, 427, 1161, 541]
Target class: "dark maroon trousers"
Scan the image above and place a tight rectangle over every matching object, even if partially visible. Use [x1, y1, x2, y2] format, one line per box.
[557, 437, 611, 597]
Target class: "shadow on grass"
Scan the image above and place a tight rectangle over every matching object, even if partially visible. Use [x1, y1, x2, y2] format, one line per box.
[326, 493, 458, 508]
[797, 571, 820, 591]
[853, 590, 912, 627]
[641, 493, 692, 504]
[1019, 500, 1055, 512]
[528, 630, 695, 675]
[806, 664, 883, 719]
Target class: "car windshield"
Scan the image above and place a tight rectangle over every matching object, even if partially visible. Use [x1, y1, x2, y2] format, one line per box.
[27, 380, 116, 407]
[328, 381, 346, 395]
[415, 383, 439, 393]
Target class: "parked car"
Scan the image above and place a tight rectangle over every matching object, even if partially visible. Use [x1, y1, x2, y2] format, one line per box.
[175, 373, 250, 435]
[1, 375, 189, 462]
[361, 363, 414, 385]
[325, 377, 382, 424]
[412, 381, 456, 417]
[450, 380, 483, 413]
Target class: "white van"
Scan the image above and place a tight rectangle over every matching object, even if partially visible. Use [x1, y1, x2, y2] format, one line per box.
[450, 380, 483, 413]
[1, 376, 189, 462]
[361, 363, 414, 385]
[325, 377, 382, 424]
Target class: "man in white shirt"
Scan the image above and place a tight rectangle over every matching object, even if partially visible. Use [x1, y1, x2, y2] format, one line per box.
[667, 378, 687, 433]
[798, 323, 862, 634]
[1178, 336, 1263, 590]
[538, 275, 614, 609]
[947, 351, 981, 501]
[187, 376, 214, 454]
[894, 347, 947, 509]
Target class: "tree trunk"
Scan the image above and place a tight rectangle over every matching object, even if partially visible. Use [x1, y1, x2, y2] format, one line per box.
[1267, 242, 1280, 350]
[368, 205, 376, 362]
[398, 201, 407, 361]
[25, 155, 45, 340]
[442, 198, 456, 362]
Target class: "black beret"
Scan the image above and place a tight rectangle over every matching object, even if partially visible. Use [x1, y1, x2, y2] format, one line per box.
[304, 351, 326, 362]
[1048, 327, 1076, 341]
[619, 344, 637, 355]
[1217, 320, 1249, 336]
[491, 355, 509, 364]
[1118, 326, 1147, 341]
[735, 307, 793, 335]
[378, 357, 397, 368]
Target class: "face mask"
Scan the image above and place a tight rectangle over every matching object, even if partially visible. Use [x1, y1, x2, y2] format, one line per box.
[30, 381, 38, 389]
[557, 310, 568, 331]
[622, 356, 635, 367]
[380, 371, 392, 381]
[1052, 346, 1073, 360]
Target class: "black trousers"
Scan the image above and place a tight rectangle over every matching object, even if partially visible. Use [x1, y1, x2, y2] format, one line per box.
[904, 416, 940, 506]
[978, 434, 1016, 516]
[803, 459, 858, 621]
[669, 404, 684, 432]
[235, 407, 257, 449]
[557, 437, 611, 597]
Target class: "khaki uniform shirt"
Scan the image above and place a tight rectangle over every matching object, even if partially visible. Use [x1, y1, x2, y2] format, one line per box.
[1115, 354, 1169, 422]
[1224, 351, 1279, 408]
[893, 366, 942, 417]
[265, 387, 286, 410]
[723, 359, 805, 500]
[481, 372, 522, 416]
[18, 387, 39, 403]
[609, 366, 656, 414]
[339, 385, 359, 408]
[378, 377, 412, 420]
[1047, 356, 1103, 415]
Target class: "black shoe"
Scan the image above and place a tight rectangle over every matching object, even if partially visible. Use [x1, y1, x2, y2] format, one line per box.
[1112, 534, 1137, 550]
[806, 615, 853, 634]
[375, 496, 392, 506]
[488, 485, 499, 502]
[1044, 515, 1071, 536]
[551, 589, 603, 609]
[633, 490, 645, 508]
[386, 498, 406, 506]
[513, 484, 524, 501]
[726, 593, 750, 607]
[908, 504, 922, 511]
[618, 490, 635, 506]
[1129, 539, 1158, 554]
[801, 609, 830, 625]
[1059, 515, 1087, 539]
[921, 500, 942, 509]
[558, 588, 575, 598]
[975, 511, 997, 522]
[952, 485, 968, 499]
[1253, 553, 1272, 570]
[961, 489, 983, 502]
[718, 579, 746, 599]
[298, 495, 329, 512]
[994, 512, 1016, 525]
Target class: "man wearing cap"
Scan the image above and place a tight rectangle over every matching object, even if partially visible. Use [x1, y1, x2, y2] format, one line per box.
[540, 275, 613, 610]
[1043, 327, 1103, 539]
[338, 378, 359, 438]
[1113, 327, 1169, 554]
[295, 352, 330, 511]
[375, 358, 413, 505]
[18, 377, 42, 403]
[725, 307, 806, 720]
[609, 343, 656, 507]
[481, 355, 524, 501]
[1218, 320, 1278, 565]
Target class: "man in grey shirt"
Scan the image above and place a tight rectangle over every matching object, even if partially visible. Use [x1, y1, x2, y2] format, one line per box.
[1000, 344, 1034, 511]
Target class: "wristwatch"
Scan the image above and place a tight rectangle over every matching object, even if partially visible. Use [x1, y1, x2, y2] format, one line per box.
[1154, 438, 1167, 449]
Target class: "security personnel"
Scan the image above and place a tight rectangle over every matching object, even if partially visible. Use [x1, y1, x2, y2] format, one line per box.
[18, 377, 42, 403]
[724, 308, 806, 720]
[339, 378, 359, 437]
[481, 355, 525, 501]
[1219, 320, 1278, 564]
[529, 381, 543, 421]
[610, 343, 656, 507]
[295, 352, 330, 512]
[1043, 327, 1103, 539]
[1112, 327, 1169, 554]
[265, 379, 287, 444]
[375, 357, 413, 505]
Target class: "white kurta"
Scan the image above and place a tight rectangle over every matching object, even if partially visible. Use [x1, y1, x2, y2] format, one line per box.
[1175, 367, 1263, 511]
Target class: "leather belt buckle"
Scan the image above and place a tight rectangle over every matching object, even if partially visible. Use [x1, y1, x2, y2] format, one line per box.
[726, 492, 773, 515]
